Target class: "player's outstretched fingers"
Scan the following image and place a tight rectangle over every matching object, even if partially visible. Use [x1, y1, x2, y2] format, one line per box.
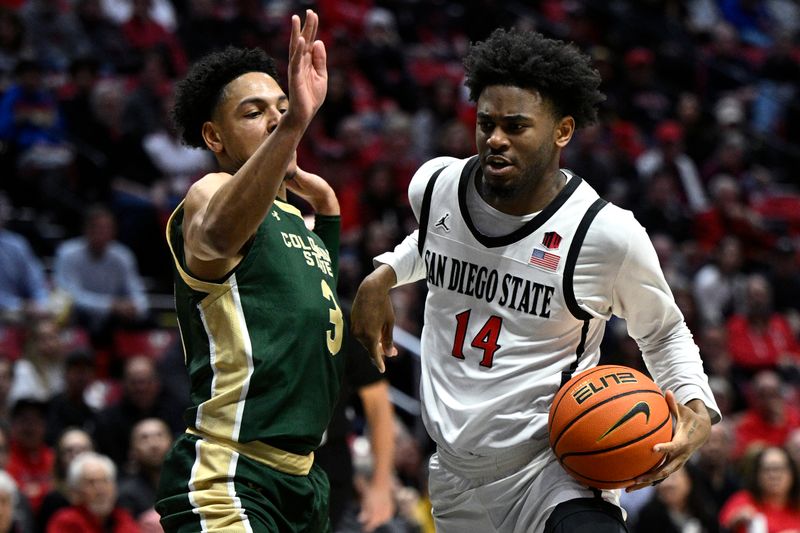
[352, 265, 398, 373]
[302, 9, 318, 45]
[289, 10, 317, 68]
[380, 298, 397, 361]
[351, 313, 386, 373]
[370, 343, 386, 373]
[289, 14, 301, 56]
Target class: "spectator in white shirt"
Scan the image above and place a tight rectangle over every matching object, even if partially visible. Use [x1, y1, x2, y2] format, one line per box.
[54, 206, 148, 341]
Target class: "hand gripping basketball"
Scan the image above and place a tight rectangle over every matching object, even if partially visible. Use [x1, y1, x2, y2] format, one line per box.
[548, 365, 674, 490]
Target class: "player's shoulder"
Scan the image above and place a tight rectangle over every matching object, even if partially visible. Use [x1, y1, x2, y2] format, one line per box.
[409, 156, 462, 191]
[564, 172, 641, 242]
[185, 172, 230, 204]
[593, 201, 637, 228]
[409, 156, 469, 215]
[182, 172, 231, 220]
[584, 201, 645, 255]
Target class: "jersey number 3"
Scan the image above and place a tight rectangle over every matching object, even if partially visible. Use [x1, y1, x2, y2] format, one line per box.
[452, 310, 503, 368]
[321, 279, 343, 356]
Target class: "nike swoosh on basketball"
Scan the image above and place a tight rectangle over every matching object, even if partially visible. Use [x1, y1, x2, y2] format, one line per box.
[596, 401, 651, 442]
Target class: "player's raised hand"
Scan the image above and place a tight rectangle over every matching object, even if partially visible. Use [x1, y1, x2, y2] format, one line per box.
[626, 391, 711, 492]
[286, 9, 327, 127]
[352, 265, 399, 373]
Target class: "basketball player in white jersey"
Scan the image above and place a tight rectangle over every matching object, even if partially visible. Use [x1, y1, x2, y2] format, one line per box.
[351, 28, 720, 532]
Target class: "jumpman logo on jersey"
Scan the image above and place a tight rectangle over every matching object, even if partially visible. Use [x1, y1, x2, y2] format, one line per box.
[435, 213, 451, 232]
[271, 211, 281, 221]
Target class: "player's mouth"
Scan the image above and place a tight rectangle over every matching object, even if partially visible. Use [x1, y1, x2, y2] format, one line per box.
[484, 155, 514, 177]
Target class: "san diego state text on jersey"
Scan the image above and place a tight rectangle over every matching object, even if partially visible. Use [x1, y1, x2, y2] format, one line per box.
[424, 250, 556, 318]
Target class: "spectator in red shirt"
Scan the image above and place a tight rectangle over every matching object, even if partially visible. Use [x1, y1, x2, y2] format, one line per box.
[120, 0, 185, 75]
[720, 446, 800, 533]
[46, 451, 138, 533]
[726, 274, 800, 375]
[38, 428, 94, 532]
[5, 399, 53, 514]
[693, 174, 772, 260]
[733, 370, 800, 461]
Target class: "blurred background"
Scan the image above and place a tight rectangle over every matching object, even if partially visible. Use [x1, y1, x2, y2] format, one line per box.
[0, 0, 799, 532]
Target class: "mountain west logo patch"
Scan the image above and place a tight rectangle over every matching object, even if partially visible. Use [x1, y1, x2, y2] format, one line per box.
[542, 231, 562, 250]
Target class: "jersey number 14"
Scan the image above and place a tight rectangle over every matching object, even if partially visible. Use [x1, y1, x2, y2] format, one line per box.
[452, 310, 503, 368]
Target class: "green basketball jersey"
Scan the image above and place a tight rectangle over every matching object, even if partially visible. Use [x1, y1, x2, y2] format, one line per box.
[167, 199, 345, 456]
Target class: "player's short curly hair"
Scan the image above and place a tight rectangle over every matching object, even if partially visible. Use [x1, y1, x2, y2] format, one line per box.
[172, 47, 279, 148]
[463, 28, 604, 128]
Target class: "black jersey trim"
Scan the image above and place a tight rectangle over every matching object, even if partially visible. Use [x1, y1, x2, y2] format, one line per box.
[457, 159, 583, 248]
[417, 165, 447, 256]
[560, 319, 590, 387]
[563, 198, 608, 321]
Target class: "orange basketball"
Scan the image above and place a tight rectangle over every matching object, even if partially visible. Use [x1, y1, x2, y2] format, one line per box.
[548, 365, 673, 490]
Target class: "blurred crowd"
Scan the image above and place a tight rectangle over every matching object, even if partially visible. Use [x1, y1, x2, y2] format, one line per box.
[0, 0, 799, 532]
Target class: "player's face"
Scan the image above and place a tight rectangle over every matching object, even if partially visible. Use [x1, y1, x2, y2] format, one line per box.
[210, 71, 297, 176]
[476, 85, 572, 212]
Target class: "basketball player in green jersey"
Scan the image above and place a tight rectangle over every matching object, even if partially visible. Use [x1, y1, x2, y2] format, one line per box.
[155, 11, 345, 532]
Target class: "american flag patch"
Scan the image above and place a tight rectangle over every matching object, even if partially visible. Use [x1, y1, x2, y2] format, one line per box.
[529, 248, 560, 271]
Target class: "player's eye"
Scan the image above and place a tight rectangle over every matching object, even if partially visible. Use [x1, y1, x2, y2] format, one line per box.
[245, 111, 262, 119]
[478, 121, 494, 132]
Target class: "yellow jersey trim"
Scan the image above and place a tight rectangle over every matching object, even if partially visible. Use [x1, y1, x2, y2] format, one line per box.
[194, 275, 253, 441]
[187, 428, 314, 476]
[165, 201, 228, 295]
[188, 438, 252, 531]
[273, 199, 303, 218]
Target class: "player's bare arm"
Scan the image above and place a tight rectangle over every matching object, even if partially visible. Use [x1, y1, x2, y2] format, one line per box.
[351, 264, 399, 373]
[626, 392, 712, 492]
[286, 168, 339, 216]
[183, 10, 327, 280]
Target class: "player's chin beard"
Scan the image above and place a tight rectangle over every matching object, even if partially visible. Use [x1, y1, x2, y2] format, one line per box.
[479, 165, 534, 200]
[482, 179, 517, 199]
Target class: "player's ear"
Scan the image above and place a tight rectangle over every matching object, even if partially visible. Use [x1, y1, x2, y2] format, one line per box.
[554, 116, 575, 148]
[202, 121, 224, 154]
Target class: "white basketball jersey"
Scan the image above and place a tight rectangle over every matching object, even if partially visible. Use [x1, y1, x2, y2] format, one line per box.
[417, 156, 607, 458]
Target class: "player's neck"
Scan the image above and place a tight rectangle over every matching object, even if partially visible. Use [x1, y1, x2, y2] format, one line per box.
[477, 167, 566, 216]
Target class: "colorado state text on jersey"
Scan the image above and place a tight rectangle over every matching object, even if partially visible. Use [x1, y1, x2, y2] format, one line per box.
[281, 232, 333, 276]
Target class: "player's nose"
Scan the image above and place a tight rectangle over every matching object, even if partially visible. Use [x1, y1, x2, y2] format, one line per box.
[486, 128, 509, 150]
[266, 107, 282, 134]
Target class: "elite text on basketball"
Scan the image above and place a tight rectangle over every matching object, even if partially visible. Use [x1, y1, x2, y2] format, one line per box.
[571, 372, 638, 404]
